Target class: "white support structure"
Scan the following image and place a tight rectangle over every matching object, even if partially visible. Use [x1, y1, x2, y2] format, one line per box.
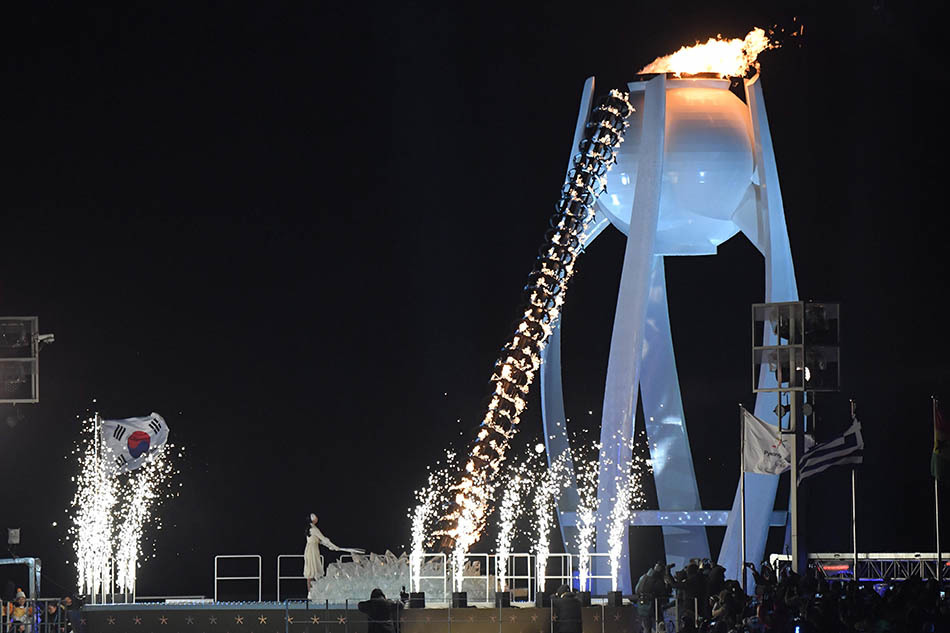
[542, 71, 799, 594]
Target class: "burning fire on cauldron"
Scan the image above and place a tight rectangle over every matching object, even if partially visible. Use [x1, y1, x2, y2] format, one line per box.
[638, 27, 778, 78]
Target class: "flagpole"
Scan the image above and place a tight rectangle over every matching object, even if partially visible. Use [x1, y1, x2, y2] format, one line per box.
[95, 411, 102, 605]
[850, 399, 858, 583]
[936, 396, 942, 586]
[740, 404, 746, 593]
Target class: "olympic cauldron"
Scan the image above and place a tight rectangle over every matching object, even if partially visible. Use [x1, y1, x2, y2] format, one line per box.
[541, 72, 798, 594]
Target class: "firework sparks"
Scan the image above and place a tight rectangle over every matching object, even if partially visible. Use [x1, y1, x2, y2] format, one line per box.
[69, 415, 116, 598]
[437, 90, 635, 566]
[573, 445, 601, 592]
[494, 474, 522, 592]
[603, 431, 649, 591]
[532, 448, 571, 594]
[68, 414, 180, 598]
[113, 445, 179, 592]
[408, 452, 457, 592]
[493, 443, 543, 593]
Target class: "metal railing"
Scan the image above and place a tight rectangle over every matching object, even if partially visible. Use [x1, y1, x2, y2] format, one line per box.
[213, 554, 262, 602]
[1, 598, 80, 633]
[409, 552, 447, 602]
[212, 550, 630, 604]
[500, 553, 536, 603]
[456, 553, 491, 603]
[542, 553, 574, 594]
[769, 552, 950, 582]
[276, 553, 323, 601]
[583, 552, 614, 593]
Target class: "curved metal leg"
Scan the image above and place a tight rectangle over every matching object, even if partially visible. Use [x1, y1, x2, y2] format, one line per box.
[640, 256, 710, 569]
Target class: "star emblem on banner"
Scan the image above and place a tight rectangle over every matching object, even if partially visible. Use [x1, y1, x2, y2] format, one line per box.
[310, 615, 320, 624]
[425, 616, 432, 623]
[209, 616, 217, 624]
[258, 615, 267, 624]
[185, 616, 195, 624]
[234, 615, 244, 624]
[593, 614, 600, 622]
[107, 616, 115, 624]
[80, 619, 86, 625]
[531, 614, 538, 622]
[159, 615, 168, 624]
[614, 613, 622, 621]
[287, 615, 295, 624]
[468, 615, 474, 622]
[337, 615, 347, 624]
[490, 616, 497, 623]
[509, 615, 518, 622]
[133, 616, 142, 624]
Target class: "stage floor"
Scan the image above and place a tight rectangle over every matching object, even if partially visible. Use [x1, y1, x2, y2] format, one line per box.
[83, 601, 643, 633]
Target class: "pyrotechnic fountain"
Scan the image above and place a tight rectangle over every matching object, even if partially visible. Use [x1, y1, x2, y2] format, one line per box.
[573, 449, 600, 592]
[409, 451, 457, 594]
[69, 413, 179, 600]
[494, 474, 522, 593]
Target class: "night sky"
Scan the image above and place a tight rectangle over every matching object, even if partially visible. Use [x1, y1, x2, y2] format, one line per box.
[3, 1, 949, 600]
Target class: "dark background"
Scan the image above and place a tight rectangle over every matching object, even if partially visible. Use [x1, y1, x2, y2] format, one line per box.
[2, 0, 948, 599]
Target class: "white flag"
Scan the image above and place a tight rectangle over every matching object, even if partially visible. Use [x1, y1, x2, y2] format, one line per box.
[100, 412, 169, 474]
[742, 409, 792, 475]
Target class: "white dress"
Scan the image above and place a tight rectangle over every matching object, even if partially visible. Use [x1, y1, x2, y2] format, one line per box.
[304, 525, 341, 580]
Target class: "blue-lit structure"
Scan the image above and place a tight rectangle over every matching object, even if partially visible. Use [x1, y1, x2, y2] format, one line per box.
[541, 73, 798, 593]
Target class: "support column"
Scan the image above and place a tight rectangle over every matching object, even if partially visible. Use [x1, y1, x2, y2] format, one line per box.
[594, 74, 666, 595]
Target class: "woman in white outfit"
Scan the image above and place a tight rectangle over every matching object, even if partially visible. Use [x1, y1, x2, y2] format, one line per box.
[304, 513, 363, 590]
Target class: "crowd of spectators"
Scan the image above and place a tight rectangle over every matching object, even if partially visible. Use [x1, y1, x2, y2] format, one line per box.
[635, 559, 950, 632]
[2, 588, 80, 633]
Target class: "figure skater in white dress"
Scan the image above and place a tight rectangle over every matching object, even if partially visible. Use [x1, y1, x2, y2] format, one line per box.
[304, 513, 364, 590]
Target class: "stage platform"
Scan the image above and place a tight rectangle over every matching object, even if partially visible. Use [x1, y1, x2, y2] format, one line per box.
[82, 601, 642, 633]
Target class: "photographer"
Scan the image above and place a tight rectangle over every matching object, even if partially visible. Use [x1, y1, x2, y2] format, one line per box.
[744, 561, 776, 598]
[708, 589, 739, 631]
[635, 563, 673, 633]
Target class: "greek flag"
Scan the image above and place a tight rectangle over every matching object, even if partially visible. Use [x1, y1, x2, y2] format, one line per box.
[798, 418, 863, 484]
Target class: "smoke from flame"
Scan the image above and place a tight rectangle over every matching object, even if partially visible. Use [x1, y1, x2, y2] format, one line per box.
[638, 27, 775, 77]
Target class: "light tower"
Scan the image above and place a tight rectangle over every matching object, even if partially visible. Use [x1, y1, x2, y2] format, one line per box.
[541, 71, 799, 593]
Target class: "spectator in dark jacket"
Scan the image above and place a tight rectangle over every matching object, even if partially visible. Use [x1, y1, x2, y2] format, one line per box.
[358, 588, 402, 633]
[552, 584, 583, 633]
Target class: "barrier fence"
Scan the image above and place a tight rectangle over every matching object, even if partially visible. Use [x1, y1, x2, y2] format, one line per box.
[276, 553, 324, 602]
[1, 597, 81, 633]
[269, 551, 630, 604]
[213, 554, 262, 602]
[265, 551, 629, 603]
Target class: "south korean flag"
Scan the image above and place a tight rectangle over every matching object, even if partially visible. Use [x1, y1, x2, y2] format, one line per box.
[100, 412, 170, 474]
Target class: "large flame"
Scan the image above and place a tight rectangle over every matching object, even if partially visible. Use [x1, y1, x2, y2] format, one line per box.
[638, 27, 774, 77]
